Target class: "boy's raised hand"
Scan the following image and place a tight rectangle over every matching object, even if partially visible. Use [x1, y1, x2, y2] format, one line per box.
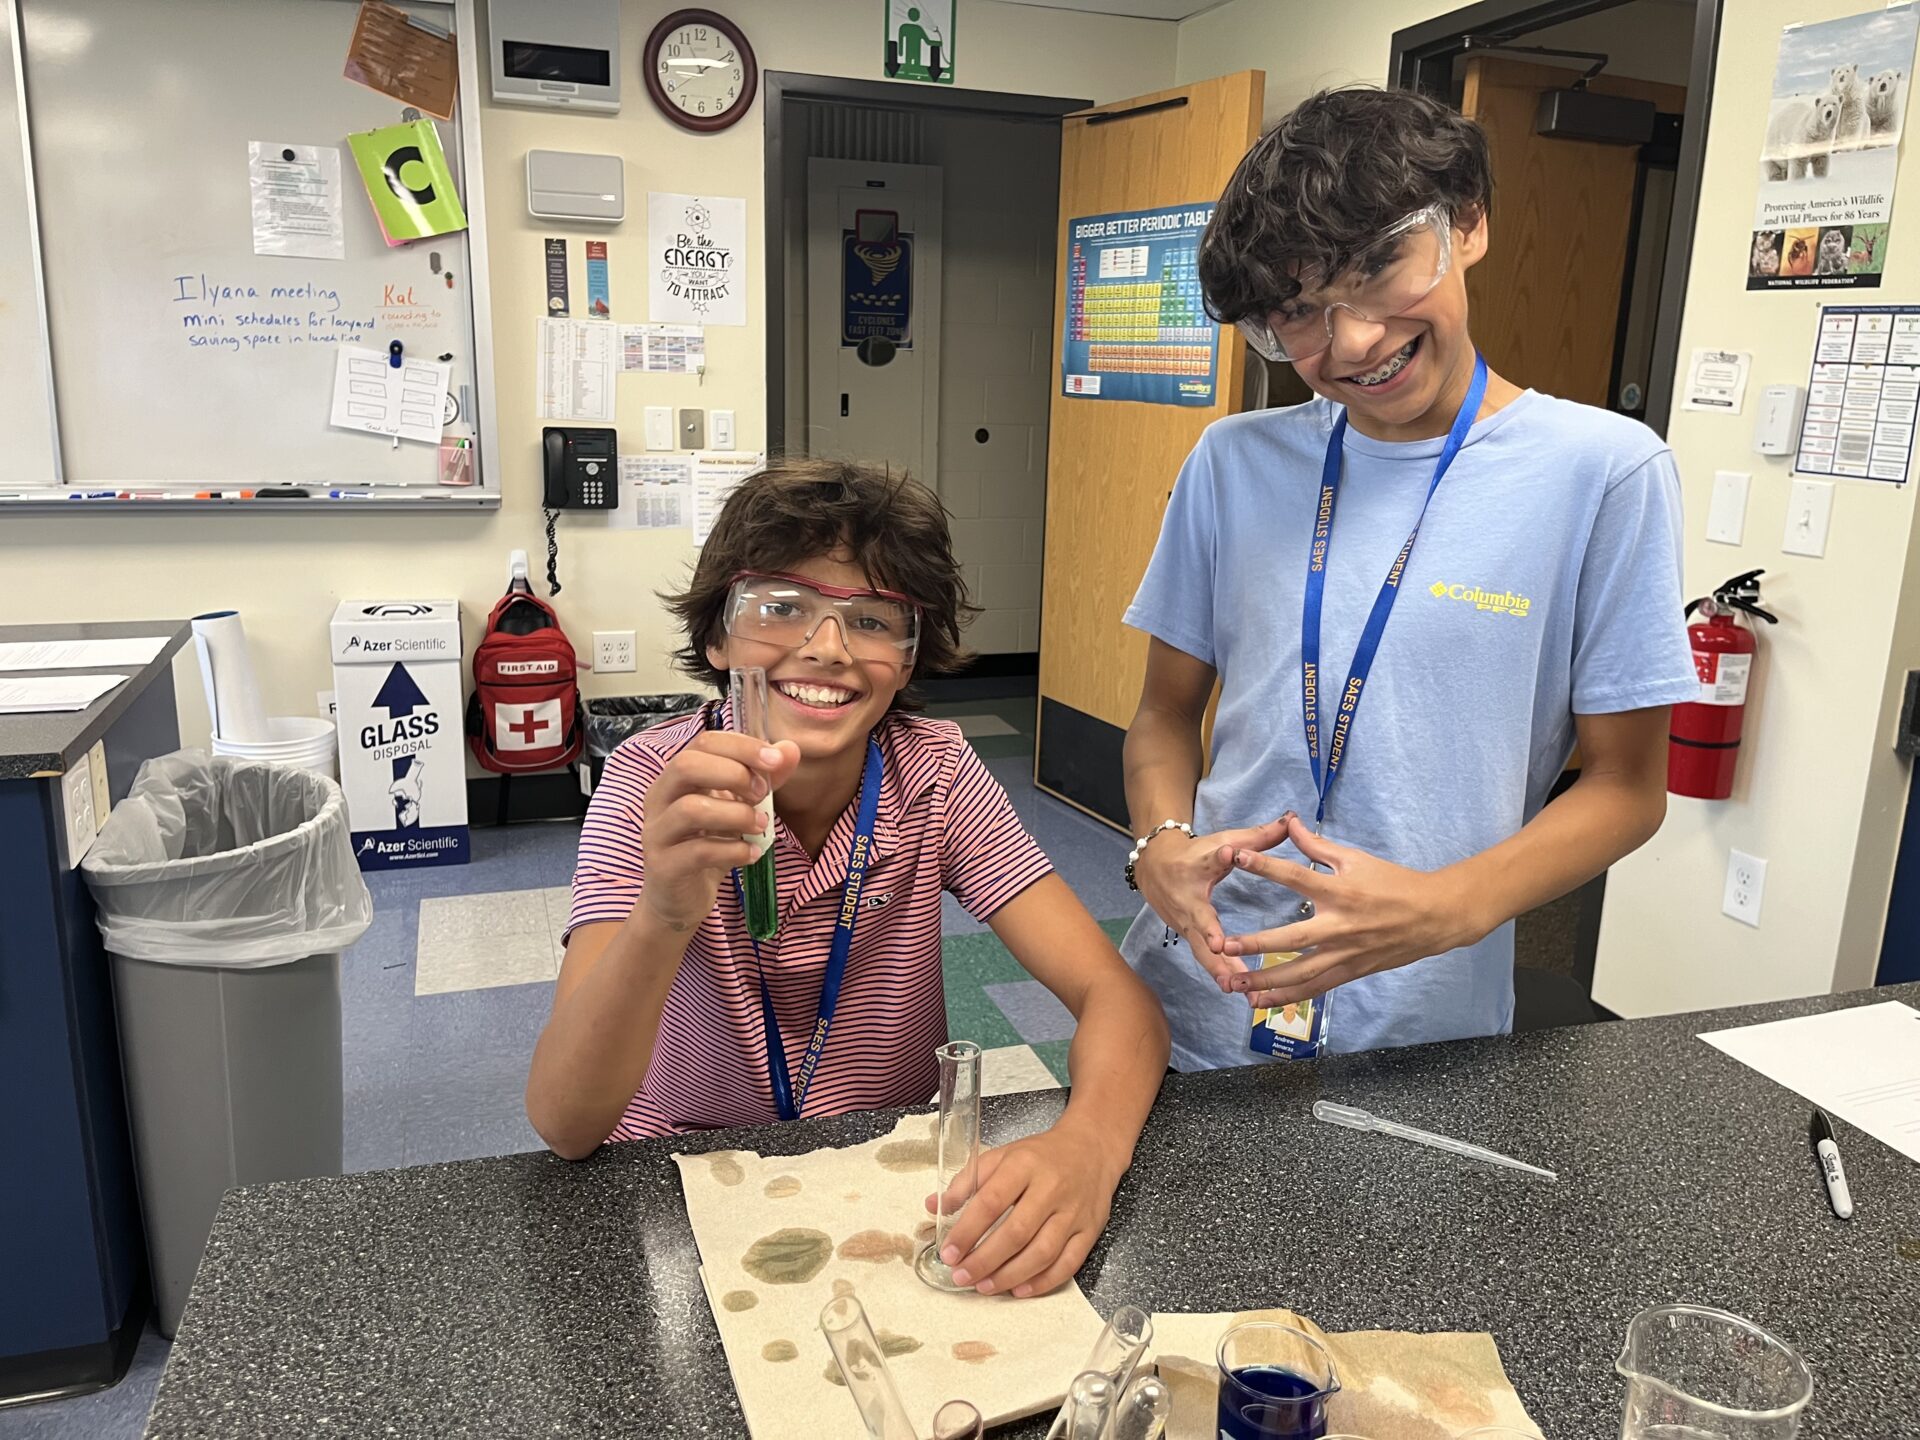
[636, 733, 801, 933]
[1130, 816, 1291, 986]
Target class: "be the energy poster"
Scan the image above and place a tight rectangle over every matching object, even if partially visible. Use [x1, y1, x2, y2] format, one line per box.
[1061, 203, 1219, 406]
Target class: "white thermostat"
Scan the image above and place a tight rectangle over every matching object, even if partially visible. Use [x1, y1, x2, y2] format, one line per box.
[487, 0, 620, 112]
[527, 151, 625, 223]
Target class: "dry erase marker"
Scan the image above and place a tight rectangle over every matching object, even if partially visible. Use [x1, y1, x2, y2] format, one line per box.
[1810, 1108, 1853, 1220]
[329, 490, 374, 499]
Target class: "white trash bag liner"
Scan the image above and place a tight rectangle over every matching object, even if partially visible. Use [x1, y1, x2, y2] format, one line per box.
[82, 750, 373, 966]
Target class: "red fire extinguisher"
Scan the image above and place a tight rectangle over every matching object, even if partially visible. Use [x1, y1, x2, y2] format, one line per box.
[1669, 569, 1778, 800]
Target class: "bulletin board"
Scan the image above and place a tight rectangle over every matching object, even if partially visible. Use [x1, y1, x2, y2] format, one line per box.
[0, 0, 498, 511]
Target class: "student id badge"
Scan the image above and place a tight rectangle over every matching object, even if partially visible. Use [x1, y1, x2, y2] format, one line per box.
[1248, 950, 1331, 1060]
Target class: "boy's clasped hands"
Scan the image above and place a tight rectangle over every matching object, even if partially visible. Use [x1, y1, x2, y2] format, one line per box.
[1131, 811, 1485, 1010]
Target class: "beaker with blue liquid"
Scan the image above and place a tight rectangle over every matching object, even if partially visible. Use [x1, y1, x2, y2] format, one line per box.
[1216, 1321, 1340, 1440]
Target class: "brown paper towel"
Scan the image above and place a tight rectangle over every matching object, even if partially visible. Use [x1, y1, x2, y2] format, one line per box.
[1150, 1307, 1541, 1439]
[674, 1113, 1105, 1440]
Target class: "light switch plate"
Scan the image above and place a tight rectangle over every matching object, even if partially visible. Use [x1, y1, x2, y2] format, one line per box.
[644, 406, 675, 452]
[710, 409, 735, 450]
[1707, 470, 1750, 545]
[1783, 478, 1835, 557]
[679, 408, 706, 448]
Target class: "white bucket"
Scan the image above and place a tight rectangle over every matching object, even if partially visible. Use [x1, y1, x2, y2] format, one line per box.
[210, 716, 337, 779]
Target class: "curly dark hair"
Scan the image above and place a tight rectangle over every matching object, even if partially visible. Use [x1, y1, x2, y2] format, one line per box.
[1199, 86, 1494, 326]
[660, 457, 976, 710]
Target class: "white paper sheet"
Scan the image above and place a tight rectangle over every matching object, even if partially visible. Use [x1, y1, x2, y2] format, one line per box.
[0, 673, 128, 713]
[618, 323, 707, 374]
[1699, 1000, 1920, 1163]
[248, 141, 345, 260]
[0, 637, 168, 672]
[1682, 348, 1752, 413]
[537, 318, 617, 422]
[611, 454, 692, 531]
[327, 345, 450, 444]
[691, 450, 764, 544]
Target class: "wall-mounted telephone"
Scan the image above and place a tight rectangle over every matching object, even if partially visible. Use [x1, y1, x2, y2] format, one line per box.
[542, 426, 619, 509]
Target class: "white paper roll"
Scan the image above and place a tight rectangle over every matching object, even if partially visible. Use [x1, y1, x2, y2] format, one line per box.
[191, 611, 270, 742]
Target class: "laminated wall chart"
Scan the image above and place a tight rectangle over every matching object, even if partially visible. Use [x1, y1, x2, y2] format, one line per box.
[1060, 202, 1218, 406]
[1796, 304, 1920, 482]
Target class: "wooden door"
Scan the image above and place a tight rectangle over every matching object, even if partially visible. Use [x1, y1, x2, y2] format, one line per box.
[1461, 58, 1686, 407]
[1035, 71, 1264, 829]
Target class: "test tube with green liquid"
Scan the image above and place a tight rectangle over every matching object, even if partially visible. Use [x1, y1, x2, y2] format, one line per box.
[731, 667, 779, 941]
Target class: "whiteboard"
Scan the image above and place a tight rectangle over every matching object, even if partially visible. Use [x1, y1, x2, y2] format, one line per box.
[13, 0, 497, 494]
[0, 1, 57, 486]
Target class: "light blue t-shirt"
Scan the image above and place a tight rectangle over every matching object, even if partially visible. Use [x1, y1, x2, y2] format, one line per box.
[1122, 390, 1698, 1069]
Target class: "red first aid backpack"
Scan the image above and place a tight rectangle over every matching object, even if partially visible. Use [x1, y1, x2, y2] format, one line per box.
[466, 591, 584, 774]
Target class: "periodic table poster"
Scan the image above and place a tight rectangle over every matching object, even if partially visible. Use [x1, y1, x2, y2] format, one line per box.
[1060, 202, 1220, 406]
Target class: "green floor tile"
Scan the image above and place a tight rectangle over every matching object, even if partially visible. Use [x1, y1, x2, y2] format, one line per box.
[942, 975, 1024, 1051]
[941, 929, 1031, 986]
[1030, 1038, 1073, 1087]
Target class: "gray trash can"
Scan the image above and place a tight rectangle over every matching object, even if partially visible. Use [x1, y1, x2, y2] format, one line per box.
[81, 751, 372, 1336]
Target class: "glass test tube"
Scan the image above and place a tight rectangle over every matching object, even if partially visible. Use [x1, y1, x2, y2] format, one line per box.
[729, 667, 779, 941]
[819, 1293, 917, 1440]
[930, 1399, 985, 1440]
[913, 1040, 983, 1292]
[1111, 1374, 1172, 1440]
[1046, 1304, 1154, 1440]
[1053, 1371, 1116, 1440]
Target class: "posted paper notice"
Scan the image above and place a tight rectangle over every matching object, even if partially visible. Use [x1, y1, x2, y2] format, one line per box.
[620, 324, 707, 374]
[328, 345, 450, 444]
[1683, 349, 1753, 412]
[1795, 304, 1920, 481]
[537, 319, 617, 423]
[612, 454, 692, 531]
[692, 450, 764, 543]
[249, 142, 346, 260]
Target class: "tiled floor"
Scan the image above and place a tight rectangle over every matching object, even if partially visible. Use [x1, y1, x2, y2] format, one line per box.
[2, 699, 1135, 1440]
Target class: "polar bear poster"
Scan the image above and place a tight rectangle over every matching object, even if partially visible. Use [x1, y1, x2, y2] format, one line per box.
[1750, 6, 1916, 291]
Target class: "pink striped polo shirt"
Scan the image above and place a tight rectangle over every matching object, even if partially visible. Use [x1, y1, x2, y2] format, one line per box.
[567, 705, 1053, 1139]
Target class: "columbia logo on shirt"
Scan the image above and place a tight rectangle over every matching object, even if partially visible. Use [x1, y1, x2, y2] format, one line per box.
[1428, 580, 1533, 618]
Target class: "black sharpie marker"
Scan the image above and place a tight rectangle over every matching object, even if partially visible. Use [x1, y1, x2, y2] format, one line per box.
[1810, 1108, 1853, 1220]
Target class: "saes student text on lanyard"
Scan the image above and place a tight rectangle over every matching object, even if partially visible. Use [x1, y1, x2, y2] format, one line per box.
[707, 705, 884, 1121]
[1249, 352, 1489, 1062]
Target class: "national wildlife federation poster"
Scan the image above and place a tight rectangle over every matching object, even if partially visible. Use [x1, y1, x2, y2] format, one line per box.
[1749, 6, 1917, 290]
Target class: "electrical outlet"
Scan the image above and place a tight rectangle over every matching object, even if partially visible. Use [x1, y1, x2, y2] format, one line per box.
[60, 754, 97, 869]
[593, 630, 636, 673]
[1723, 848, 1767, 927]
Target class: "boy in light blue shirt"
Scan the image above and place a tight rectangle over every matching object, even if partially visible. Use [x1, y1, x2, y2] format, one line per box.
[1120, 87, 1697, 1068]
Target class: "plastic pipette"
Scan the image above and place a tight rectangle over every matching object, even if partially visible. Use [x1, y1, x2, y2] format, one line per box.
[1312, 1101, 1558, 1181]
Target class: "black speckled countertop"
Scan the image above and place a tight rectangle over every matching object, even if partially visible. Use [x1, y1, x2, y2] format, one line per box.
[146, 985, 1920, 1439]
[0, 621, 190, 778]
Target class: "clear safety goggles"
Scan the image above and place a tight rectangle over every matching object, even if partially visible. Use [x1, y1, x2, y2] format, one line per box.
[723, 571, 921, 668]
[1235, 206, 1455, 363]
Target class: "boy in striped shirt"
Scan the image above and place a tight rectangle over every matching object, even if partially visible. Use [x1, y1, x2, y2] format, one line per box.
[527, 459, 1170, 1300]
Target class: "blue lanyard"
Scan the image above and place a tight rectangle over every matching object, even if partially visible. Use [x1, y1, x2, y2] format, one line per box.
[726, 732, 883, 1121]
[1302, 353, 1488, 825]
